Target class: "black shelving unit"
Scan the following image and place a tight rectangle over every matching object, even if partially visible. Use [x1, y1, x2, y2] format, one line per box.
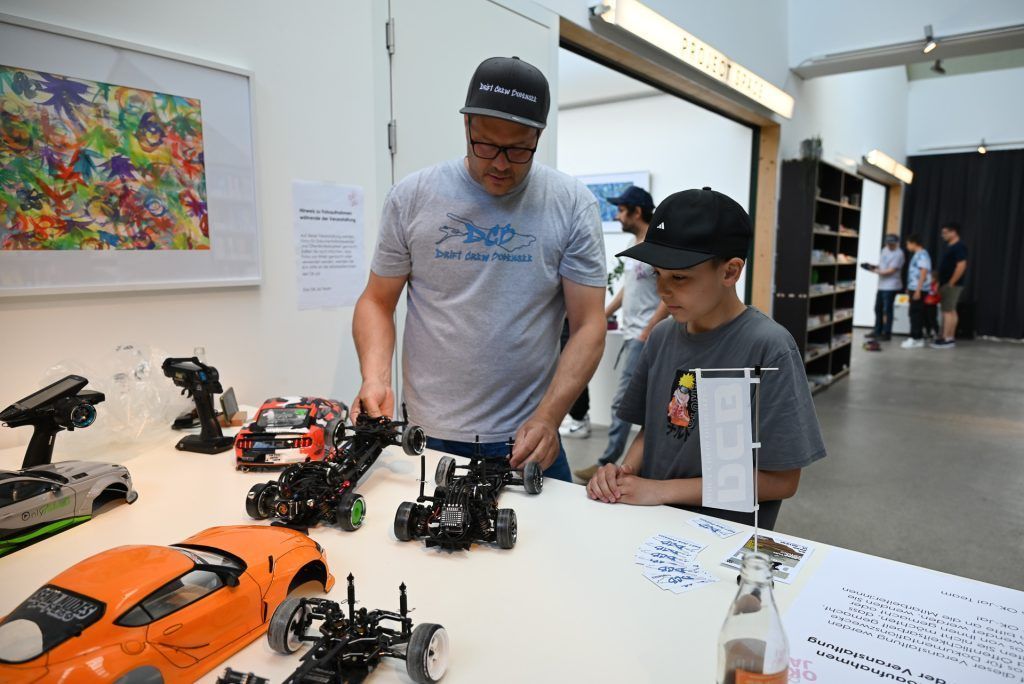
[774, 159, 863, 394]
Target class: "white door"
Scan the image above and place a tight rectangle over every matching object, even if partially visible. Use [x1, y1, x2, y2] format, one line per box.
[853, 179, 887, 327]
[386, 0, 560, 403]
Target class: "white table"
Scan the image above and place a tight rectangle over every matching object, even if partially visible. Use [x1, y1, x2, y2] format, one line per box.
[2, 426, 1020, 683]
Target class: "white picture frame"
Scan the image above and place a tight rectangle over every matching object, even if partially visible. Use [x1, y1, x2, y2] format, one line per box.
[0, 14, 261, 296]
[576, 171, 651, 233]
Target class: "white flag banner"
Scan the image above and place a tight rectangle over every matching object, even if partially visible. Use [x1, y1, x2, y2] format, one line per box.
[697, 373, 756, 513]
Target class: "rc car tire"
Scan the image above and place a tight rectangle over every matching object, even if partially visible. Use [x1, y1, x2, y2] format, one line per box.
[395, 501, 417, 541]
[495, 508, 517, 549]
[268, 597, 307, 654]
[407, 623, 450, 684]
[246, 483, 276, 520]
[402, 425, 427, 456]
[523, 461, 544, 495]
[325, 416, 345, 451]
[337, 491, 366, 532]
[434, 456, 456, 488]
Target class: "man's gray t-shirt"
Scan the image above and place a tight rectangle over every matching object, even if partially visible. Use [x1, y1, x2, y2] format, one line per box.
[371, 158, 605, 442]
[878, 246, 905, 291]
[618, 307, 826, 526]
[619, 249, 661, 341]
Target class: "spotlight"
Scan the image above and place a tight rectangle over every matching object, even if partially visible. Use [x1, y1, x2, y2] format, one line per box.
[978, 140, 987, 155]
[931, 59, 946, 75]
[923, 24, 937, 54]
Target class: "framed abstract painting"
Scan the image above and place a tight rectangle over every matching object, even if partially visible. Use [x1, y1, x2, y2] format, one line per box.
[0, 14, 261, 295]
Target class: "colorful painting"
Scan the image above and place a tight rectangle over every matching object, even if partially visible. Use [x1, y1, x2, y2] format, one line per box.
[0, 65, 209, 250]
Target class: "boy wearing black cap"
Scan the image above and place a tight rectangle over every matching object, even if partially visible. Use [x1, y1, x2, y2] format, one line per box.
[353, 56, 607, 482]
[586, 188, 826, 529]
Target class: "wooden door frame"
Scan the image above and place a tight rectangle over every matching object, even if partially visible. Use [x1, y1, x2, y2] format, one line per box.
[560, 18, 782, 313]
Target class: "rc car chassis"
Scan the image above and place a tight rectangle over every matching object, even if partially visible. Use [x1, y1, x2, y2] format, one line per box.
[246, 413, 425, 531]
[265, 573, 448, 684]
[394, 438, 543, 550]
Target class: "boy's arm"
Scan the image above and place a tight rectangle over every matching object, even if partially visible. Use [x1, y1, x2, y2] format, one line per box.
[612, 468, 802, 507]
[588, 428, 644, 503]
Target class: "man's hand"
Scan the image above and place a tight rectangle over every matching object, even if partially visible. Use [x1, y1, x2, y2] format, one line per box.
[587, 464, 664, 505]
[351, 380, 394, 421]
[510, 416, 560, 469]
[913, 290, 922, 301]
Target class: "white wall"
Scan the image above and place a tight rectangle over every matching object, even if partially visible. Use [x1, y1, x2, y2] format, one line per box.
[558, 93, 754, 425]
[0, 1, 388, 448]
[788, 0, 1024, 67]
[781, 67, 910, 167]
[907, 66, 1024, 155]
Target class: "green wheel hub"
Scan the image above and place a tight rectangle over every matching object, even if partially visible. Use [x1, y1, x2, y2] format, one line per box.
[350, 498, 365, 526]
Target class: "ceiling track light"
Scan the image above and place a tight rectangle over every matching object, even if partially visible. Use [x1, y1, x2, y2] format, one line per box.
[978, 140, 988, 155]
[923, 24, 937, 54]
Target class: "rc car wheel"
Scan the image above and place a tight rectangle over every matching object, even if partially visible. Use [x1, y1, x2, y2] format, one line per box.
[495, 508, 517, 549]
[245, 483, 277, 520]
[402, 425, 427, 456]
[406, 623, 450, 684]
[337, 491, 366, 531]
[523, 461, 544, 495]
[268, 597, 307, 654]
[434, 456, 456, 488]
[395, 501, 417, 541]
[325, 416, 346, 450]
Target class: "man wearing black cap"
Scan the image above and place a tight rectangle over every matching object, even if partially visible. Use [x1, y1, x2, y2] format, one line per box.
[585, 188, 826, 529]
[574, 186, 668, 482]
[352, 56, 606, 482]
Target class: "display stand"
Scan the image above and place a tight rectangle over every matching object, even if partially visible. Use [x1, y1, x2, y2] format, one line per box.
[774, 159, 862, 394]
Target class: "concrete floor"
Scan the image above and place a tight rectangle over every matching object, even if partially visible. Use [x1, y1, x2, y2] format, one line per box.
[562, 330, 1024, 591]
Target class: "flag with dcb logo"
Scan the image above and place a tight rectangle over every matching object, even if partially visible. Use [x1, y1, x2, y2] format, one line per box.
[696, 368, 771, 513]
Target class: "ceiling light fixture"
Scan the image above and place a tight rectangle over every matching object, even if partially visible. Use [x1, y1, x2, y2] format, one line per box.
[931, 59, 946, 74]
[923, 24, 938, 54]
[589, 0, 795, 118]
[864, 149, 914, 184]
[978, 140, 988, 155]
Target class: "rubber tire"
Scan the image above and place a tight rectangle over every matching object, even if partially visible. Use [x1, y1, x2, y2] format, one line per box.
[406, 623, 449, 684]
[434, 456, 456, 488]
[246, 483, 276, 520]
[495, 508, 517, 549]
[325, 416, 346, 452]
[337, 491, 366, 532]
[394, 501, 417, 541]
[268, 597, 307, 654]
[402, 425, 426, 456]
[523, 461, 543, 495]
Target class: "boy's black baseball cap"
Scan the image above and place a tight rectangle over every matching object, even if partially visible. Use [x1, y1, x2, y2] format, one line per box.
[617, 187, 752, 269]
[460, 56, 550, 129]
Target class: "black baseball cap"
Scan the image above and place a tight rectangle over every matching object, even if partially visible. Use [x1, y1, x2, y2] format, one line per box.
[605, 186, 654, 210]
[617, 187, 752, 269]
[460, 56, 550, 129]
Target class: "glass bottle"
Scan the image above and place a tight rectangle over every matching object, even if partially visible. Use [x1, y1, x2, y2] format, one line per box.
[717, 551, 789, 684]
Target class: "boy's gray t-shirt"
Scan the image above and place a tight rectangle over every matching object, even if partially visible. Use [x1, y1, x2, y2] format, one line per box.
[618, 307, 826, 522]
[371, 158, 605, 442]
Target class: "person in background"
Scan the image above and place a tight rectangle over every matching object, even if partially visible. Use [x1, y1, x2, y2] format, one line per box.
[865, 234, 905, 342]
[352, 56, 607, 482]
[558, 318, 591, 439]
[931, 222, 968, 349]
[901, 233, 932, 349]
[574, 186, 667, 482]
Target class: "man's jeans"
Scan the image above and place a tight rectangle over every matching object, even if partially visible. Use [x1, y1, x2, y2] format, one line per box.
[425, 436, 572, 483]
[599, 337, 645, 466]
[873, 290, 898, 336]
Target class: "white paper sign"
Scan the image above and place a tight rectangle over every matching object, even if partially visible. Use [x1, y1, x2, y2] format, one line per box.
[292, 180, 364, 309]
[784, 547, 1024, 684]
[697, 373, 755, 512]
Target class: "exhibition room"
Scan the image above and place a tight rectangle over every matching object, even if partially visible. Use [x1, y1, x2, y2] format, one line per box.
[1, 1, 1023, 682]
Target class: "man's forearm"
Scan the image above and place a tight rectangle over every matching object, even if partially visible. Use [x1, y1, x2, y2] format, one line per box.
[353, 295, 396, 384]
[950, 261, 966, 286]
[532, 317, 605, 423]
[605, 288, 624, 318]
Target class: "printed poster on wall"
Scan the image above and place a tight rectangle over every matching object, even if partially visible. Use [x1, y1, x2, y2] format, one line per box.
[292, 180, 364, 309]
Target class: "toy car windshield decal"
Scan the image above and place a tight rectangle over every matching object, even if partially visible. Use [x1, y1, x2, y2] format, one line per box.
[257, 408, 310, 429]
[0, 585, 104, 663]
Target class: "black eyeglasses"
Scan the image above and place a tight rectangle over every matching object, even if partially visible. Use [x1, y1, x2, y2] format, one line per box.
[469, 139, 537, 164]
